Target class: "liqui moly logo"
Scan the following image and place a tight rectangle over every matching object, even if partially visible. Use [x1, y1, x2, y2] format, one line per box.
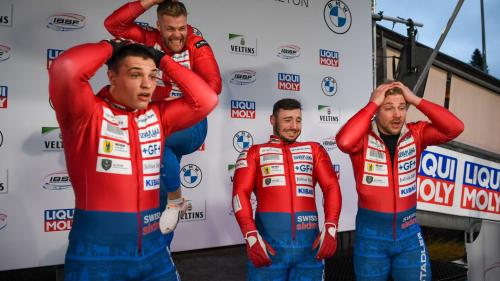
[47, 49, 64, 69]
[418, 150, 457, 207]
[461, 161, 500, 214]
[44, 208, 74, 232]
[278, 73, 300, 91]
[231, 100, 256, 119]
[319, 49, 339, 67]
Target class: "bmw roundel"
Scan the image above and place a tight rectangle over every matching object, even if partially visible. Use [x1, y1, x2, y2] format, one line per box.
[180, 164, 202, 188]
[321, 76, 337, 97]
[233, 131, 253, 152]
[324, 0, 352, 34]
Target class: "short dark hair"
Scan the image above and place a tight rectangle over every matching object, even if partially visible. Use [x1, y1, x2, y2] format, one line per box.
[157, 1, 188, 18]
[107, 44, 156, 72]
[273, 98, 302, 116]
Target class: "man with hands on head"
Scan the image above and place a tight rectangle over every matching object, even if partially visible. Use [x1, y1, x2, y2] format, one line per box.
[232, 98, 342, 281]
[105, 0, 222, 243]
[336, 81, 464, 281]
[49, 39, 217, 280]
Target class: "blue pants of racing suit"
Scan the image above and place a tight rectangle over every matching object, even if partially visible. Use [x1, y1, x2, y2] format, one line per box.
[159, 118, 208, 247]
[354, 208, 432, 281]
[248, 212, 325, 281]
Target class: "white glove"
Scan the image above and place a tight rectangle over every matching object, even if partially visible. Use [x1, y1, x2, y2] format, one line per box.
[159, 198, 189, 234]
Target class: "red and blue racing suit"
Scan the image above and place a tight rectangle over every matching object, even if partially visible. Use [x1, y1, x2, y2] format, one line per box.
[336, 100, 463, 281]
[49, 41, 217, 280]
[105, 1, 222, 246]
[233, 136, 342, 280]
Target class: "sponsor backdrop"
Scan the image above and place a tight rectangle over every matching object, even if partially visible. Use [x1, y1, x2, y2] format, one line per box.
[0, 0, 374, 270]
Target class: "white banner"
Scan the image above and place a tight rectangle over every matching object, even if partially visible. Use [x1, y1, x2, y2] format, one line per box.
[0, 0, 372, 270]
[417, 146, 500, 221]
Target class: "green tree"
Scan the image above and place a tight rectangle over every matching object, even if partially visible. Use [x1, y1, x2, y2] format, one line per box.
[469, 48, 489, 73]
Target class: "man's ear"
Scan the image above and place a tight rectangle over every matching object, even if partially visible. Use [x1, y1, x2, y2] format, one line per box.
[107, 70, 116, 87]
[270, 114, 276, 127]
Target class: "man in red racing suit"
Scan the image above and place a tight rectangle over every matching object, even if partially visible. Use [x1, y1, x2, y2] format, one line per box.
[336, 81, 464, 281]
[104, 0, 222, 244]
[48, 41, 217, 280]
[233, 98, 342, 280]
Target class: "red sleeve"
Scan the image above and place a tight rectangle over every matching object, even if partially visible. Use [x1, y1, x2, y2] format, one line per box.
[157, 56, 218, 136]
[104, 1, 158, 45]
[416, 99, 464, 148]
[48, 41, 112, 127]
[336, 102, 378, 154]
[314, 145, 342, 224]
[232, 147, 258, 235]
[190, 37, 222, 94]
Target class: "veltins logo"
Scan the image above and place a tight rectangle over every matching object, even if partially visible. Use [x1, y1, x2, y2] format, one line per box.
[320, 49, 339, 67]
[180, 164, 202, 188]
[0, 85, 7, 109]
[318, 105, 340, 123]
[47, 49, 64, 69]
[277, 44, 301, 59]
[180, 199, 206, 222]
[321, 136, 337, 152]
[47, 13, 86, 31]
[0, 43, 11, 61]
[0, 3, 13, 27]
[278, 73, 301, 91]
[0, 169, 8, 194]
[231, 100, 256, 119]
[233, 131, 253, 152]
[42, 171, 71, 191]
[321, 76, 338, 96]
[324, 0, 352, 34]
[42, 127, 64, 151]
[228, 33, 257, 56]
[229, 70, 256, 85]
[0, 214, 7, 230]
[44, 209, 74, 232]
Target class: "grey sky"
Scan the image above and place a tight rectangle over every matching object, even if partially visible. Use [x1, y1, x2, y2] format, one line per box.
[376, 0, 499, 79]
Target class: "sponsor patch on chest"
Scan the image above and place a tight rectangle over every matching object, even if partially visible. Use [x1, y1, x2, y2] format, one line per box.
[362, 174, 388, 187]
[96, 156, 132, 175]
[366, 148, 386, 162]
[260, 154, 283, 165]
[261, 165, 285, 176]
[262, 176, 286, 187]
[290, 145, 312, 153]
[364, 161, 388, 175]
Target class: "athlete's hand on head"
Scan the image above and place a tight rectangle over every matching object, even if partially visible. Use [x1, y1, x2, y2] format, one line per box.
[392, 81, 421, 106]
[370, 83, 394, 106]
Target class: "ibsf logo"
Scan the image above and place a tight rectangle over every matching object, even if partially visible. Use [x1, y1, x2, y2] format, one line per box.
[0, 43, 11, 61]
[42, 171, 71, 190]
[44, 208, 74, 232]
[228, 33, 257, 56]
[0, 169, 8, 194]
[320, 49, 339, 67]
[277, 44, 301, 59]
[42, 127, 64, 151]
[0, 214, 7, 230]
[321, 76, 338, 97]
[229, 70, 256, 85]
[321, 136, 337, 152]
[233, 131, 253, 152]
[0, 85, 7, 109]
[278, 73, 301, 91]
[47, 13, 86, 31]
[324, 0, 352, 34]
[192, 26, 203, 37]
[46, 49, 64, 69]
[180, 164, 203, 188]
[318, 105, 340, 123]
[231, 100, 256, 119]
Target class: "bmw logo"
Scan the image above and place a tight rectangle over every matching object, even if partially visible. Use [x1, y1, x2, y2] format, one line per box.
[180, 164, 202, 188]
[233, 131, 253, 152]
[321, 76, 337, 97]
[324, 0, 352, 34]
